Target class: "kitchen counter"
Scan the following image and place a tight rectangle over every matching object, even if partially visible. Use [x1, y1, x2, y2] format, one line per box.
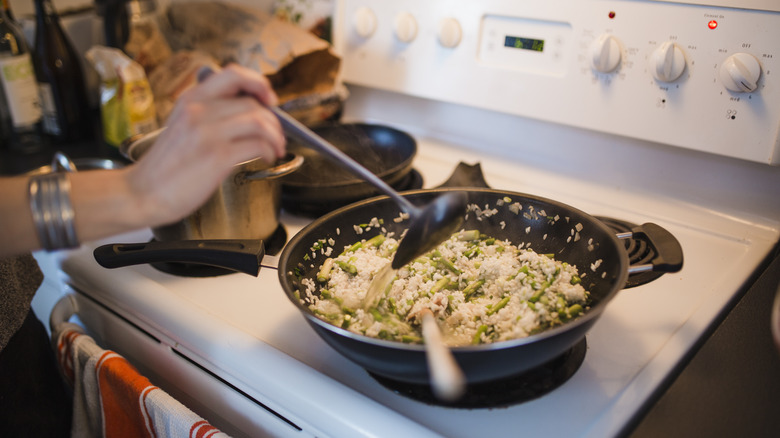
[0, 109, 127, 176]
[629, 247, 780, 437]
[0, 140, 126, 176]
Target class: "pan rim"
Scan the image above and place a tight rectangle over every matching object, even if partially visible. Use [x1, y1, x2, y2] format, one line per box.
[278, 187, 630, 353]
[280, 122, 417, 188]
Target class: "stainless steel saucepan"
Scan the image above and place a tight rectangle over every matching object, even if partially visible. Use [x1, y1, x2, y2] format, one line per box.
[121, 128, 303, 242]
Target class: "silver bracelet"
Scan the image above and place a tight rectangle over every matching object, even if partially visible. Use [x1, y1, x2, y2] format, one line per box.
[28, 172, 80, 251]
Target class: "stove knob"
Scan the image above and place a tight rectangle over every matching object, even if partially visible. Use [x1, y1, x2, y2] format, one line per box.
[353, 7, 378, 38]
[650, 41, 686, 82]
[438, 17, 462, 48]
[719, 53, 762, 93]
[394, 12, 418, 43]
[590, 34, 622, 73]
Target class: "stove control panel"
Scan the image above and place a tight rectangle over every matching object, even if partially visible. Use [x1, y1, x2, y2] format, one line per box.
[334, 0, 780, 165]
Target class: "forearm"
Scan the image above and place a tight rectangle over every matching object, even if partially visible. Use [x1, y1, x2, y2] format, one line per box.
[0, 169, 148, 258]
[68, 168, 148, 244]
[0, 65, 284, 259]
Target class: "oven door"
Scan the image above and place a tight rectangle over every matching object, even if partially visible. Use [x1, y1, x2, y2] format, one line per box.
[52, 289, 310, 437]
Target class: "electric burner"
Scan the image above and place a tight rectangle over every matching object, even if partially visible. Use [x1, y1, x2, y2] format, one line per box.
[282, 168, 423, 217]
[370, 338, 587, 409]
[595, 217, 666, 288]
[149, 225, 287, 277]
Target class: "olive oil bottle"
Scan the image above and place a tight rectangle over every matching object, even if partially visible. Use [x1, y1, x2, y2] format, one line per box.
[0, 0, 43, 152]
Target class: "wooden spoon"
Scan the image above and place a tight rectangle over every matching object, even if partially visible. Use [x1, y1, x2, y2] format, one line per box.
[420, 308, 466, 401]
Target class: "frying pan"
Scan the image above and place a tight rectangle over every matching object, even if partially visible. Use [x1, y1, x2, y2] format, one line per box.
[277, 188, 683, 384]
[280, 123, 417, 207]
[94, 187, 683, 385]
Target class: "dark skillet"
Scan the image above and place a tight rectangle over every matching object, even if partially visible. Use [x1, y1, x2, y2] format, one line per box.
[280, 123, 416, 209]
[277, 187, 683, 384]
[93, 169, 683, 385]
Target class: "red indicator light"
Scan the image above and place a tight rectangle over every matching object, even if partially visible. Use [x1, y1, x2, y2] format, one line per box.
[708, 20, 718, 29]
[608, 11, 616, 19]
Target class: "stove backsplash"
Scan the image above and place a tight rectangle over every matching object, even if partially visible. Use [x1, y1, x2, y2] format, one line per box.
[333, 0, 780, 228]
[334, 0, 780, 166]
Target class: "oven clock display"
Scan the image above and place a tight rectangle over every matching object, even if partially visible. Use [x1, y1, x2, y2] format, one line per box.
[504, 35, 545, 52]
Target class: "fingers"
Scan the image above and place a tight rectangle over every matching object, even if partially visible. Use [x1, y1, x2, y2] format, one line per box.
[121, 64, 288, 230]
[174, 96, 285, 156]
[203, 109, 286, 163]
[164, 65, 286, 161]
[186, 63, 279, 107]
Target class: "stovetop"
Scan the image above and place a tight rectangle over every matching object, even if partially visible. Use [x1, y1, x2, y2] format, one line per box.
[58, 136, 780, 437]
[47, 2, 780, 435]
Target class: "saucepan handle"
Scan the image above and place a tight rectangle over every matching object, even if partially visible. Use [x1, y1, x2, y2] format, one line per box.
[243, 152, 304, 180]
[52, 151, 77, 172]
[93, 239, 265, 276]
[620, 223, 684, 275]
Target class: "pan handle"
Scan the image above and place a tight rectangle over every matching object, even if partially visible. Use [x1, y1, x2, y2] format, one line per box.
[619, 223, 684, 275]
[93, 240, 265, 276]
[242, 152, 304, 181]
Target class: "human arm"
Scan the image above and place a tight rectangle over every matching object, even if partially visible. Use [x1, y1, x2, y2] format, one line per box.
[0, 64, 285, 258]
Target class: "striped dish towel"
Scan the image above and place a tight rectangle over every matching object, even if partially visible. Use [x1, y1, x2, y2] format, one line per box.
[54, 322, 230, 438]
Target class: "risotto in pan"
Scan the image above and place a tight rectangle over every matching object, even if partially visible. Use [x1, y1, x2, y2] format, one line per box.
[300, 229, 591, 347]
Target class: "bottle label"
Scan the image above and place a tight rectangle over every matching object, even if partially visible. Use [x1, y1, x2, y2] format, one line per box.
[38, 82, 61, 135]
[0, 54, 42, 128]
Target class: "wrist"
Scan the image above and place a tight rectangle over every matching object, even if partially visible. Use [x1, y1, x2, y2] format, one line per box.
[28, 172, 79, 250]
[68, 168, 150, 242]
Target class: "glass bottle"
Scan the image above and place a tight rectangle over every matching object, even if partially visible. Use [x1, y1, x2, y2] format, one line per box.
[33, 0, 94, 145]
[2, 0, 14, 22]
[0, 0, 44, 152]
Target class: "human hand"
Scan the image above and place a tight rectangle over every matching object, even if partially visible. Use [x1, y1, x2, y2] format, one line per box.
[122, 64, 286, 229]
[0, 64, 287, 256]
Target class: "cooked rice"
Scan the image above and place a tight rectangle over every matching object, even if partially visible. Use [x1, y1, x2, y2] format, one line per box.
[304, 230, 590, 347]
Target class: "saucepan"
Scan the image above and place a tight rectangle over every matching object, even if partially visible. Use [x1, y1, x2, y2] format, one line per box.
[26, 151, 126, 175]
[121, 128, 303, 243]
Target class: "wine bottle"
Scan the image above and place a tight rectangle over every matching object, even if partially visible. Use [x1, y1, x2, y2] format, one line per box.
[33, 0, 95, 144]
[2, 0, 15, 22]
[0, 0, 44, 152]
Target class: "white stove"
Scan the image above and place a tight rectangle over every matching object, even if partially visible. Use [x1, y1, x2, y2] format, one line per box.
[40, 1, 780, 437]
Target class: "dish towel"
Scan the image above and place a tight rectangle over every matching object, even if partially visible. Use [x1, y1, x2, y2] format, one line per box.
[53, 322, 230, 438]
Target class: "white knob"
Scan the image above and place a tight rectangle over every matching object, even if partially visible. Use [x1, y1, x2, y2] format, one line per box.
[590, 34, 622, 73]
[438, 18, 462, 48]
[353, 7, 377, 38]
[650, 41, 686, 82]
[719, 53, 762, 93]
[394, 12, 418, 43]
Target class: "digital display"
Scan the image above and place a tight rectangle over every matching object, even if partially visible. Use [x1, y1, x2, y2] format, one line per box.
[504, 35, 545, 52]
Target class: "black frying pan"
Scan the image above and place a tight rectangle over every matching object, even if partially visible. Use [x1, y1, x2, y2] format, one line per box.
[280, 123, 417, 209]
[277, 188, 683, 384]
[94, 186, 683, 385]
